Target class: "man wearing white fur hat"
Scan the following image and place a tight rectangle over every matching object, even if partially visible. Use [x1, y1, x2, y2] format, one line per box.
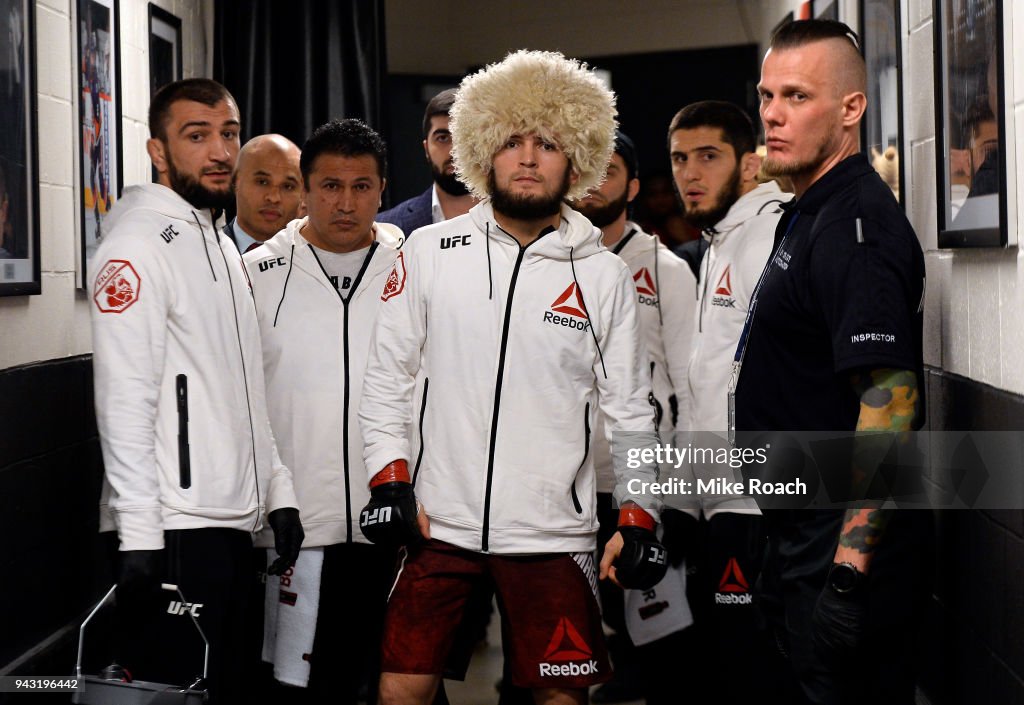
[358, 50, 666, 705]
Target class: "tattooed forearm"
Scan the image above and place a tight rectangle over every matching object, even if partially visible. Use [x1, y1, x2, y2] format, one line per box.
[835, 369, 919, 568]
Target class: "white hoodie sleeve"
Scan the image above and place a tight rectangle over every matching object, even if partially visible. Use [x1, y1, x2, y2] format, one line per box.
[596, 264, 663, 521]
[656, 248, 701, 516]
[91, 232, 173, 551]
[359, 244, 427, 481]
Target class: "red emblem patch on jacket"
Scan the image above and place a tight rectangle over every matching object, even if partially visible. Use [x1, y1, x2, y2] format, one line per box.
[381, 251, 407, 301]
[93, 259, 141, 313]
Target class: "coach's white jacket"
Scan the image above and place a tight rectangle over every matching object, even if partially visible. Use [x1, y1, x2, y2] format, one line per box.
[685, 180, 786, 516]
[244, 218, 403, 548]
[360, 201, 662, 555]
[592, 223, 696, 497]
[91, 184, 297, 551]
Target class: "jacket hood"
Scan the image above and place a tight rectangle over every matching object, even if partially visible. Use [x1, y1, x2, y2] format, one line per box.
[468, 199, 604, 261]
[704, 181, 788, 244]
[104, 183, 219, 234]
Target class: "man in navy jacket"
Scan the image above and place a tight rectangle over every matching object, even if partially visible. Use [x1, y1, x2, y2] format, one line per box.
[377, 88, 475, 235]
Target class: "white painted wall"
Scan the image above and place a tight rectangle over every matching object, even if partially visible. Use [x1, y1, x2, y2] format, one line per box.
[903, 1, 1024, 394]
[0, 0, 206, 371]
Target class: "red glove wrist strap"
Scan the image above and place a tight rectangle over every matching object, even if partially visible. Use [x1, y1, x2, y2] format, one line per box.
[370, 459, 411, 488]
[618, 506, 656, 532]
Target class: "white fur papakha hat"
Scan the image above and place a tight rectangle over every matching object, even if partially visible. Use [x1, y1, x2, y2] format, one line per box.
[449, 49, 617, 202]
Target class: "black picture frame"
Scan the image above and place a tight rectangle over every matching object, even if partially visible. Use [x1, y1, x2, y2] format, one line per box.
[148, 4, 182, 96]
[933, 0, 1006, 248]
[860, 0, 904, 207]
[0, 0, 40, 296]
[76, 0, 123, 287]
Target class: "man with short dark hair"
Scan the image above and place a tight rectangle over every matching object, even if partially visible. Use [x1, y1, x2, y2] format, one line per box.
[225, 134, 302, 253]
[91, 78, 303, 705]
[359, 50, 666, 705]
[377, 88, 476, 234]
[244, 118, 403, 704]
[668, 99, 787, 702]
[736, 20, 929, 703]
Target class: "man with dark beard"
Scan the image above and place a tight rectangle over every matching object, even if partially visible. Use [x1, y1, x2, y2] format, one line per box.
[358, 50, 667, 705]
[668, 99, 787, 703]
[90, 78, 303, 705]
[377, 88, 477, 235]
[573, 130, 696, 705]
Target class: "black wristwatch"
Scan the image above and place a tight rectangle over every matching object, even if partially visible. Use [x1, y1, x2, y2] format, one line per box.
[826, 562, 867, 597]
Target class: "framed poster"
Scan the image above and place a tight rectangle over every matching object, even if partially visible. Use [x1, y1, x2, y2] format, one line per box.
[76, 0, 122, 287]
[860, 0, 904, 206]
[148, 4, 181, 96]
[0, 0, 40, 296]
[933, 0, 1006, 248]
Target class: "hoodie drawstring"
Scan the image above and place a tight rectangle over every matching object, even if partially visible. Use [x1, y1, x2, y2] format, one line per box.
[192, 211, 218, 282]
[653, 237, 663, 327]
[698, 228, 717, 333]
[485, 221, 494, 300]
[273, 243, 297, 327]
[569, 246, 607, 379]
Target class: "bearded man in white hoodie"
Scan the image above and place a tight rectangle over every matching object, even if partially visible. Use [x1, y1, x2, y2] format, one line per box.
[669, 99, 788, 702]
[358, 50, 666, 705]
[90, 78, 303, 705]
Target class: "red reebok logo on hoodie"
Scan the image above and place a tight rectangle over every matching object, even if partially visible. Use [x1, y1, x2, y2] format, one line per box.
[714, 265, 732, 296]
[633, 268, 657, 296]
[550, 282, 588, 319]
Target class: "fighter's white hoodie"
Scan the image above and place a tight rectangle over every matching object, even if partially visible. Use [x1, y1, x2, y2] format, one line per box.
[360, 201, 662, 555]
[91, 184, 297, 551]
[244, 218, 403, 548]
[684, 180, 787, 517]
[592, 223, 696, 498]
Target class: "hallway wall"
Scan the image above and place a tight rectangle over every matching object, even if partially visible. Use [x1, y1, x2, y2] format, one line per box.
[0, 0, 207, 683]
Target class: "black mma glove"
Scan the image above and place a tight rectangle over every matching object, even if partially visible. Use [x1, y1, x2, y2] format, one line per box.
[811, 562, 869, 663]
[659, 507, 699, 568]
[359, 460, 423, 547]
[116, 549, 163, 607]
[267, 507, 305, 576]
[613, 505, 669, 590]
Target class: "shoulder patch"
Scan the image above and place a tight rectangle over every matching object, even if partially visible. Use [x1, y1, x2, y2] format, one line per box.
[381, 251, 407, 301]
[93, 259, 141, 313]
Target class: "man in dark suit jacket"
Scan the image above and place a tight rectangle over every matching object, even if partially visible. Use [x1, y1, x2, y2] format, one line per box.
[377, 89, 476, 236]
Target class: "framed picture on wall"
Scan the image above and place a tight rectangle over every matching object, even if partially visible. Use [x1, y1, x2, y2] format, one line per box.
[0, 0, 40, 296]
[148, 4, 181, 96]
[933, 0, 1006, 247]
[75, 0, 122, 287]
[860, 0, 903, 206]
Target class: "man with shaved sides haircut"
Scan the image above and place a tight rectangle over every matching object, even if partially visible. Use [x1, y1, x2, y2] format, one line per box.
[90, 78, 303, 704]
[226, 134, 303, 252]
[734, 20, 929, 704]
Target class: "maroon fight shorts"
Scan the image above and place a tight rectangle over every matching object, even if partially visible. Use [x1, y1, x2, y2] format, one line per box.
[381, 539, 611, 689]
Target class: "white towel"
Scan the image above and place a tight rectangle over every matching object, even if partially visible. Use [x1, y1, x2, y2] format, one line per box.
[623, 527, 694, 646]
[261, 546, 324, 687]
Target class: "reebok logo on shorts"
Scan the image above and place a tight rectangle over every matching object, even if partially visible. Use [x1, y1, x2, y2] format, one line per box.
[538, 617, 599, 677]
[715, 557, 753, 605]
